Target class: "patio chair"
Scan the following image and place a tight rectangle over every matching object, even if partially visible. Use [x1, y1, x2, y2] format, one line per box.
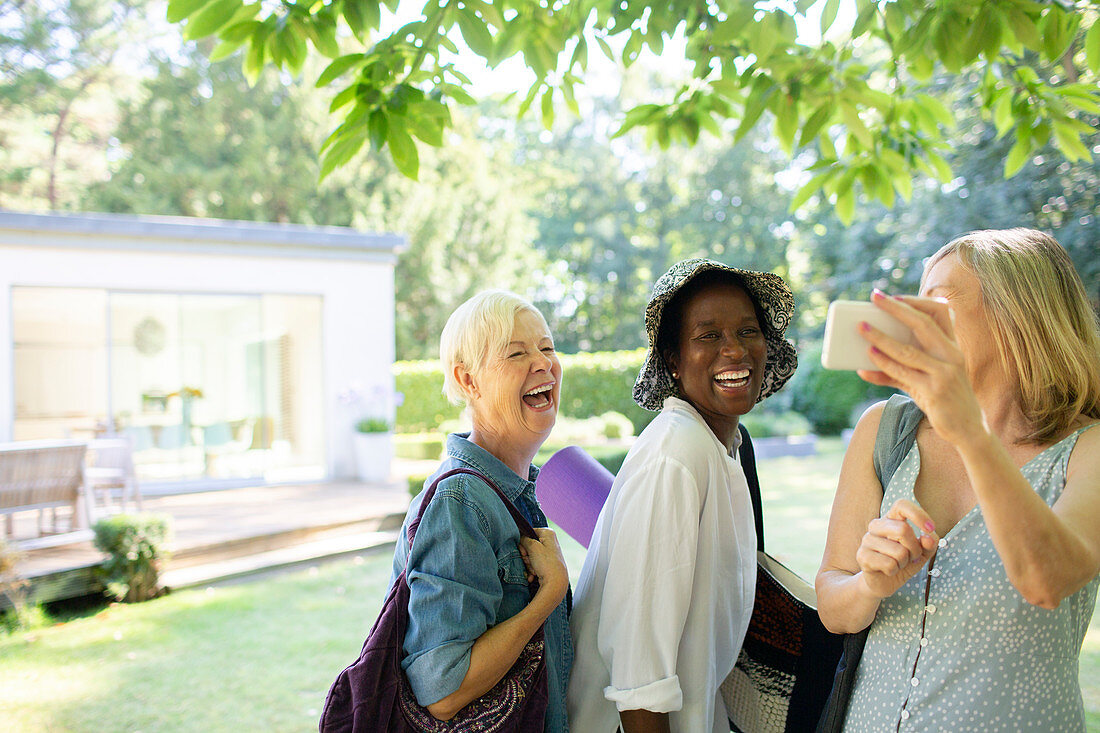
[534, 446, 615, 549]
[85, 437, 142, 514]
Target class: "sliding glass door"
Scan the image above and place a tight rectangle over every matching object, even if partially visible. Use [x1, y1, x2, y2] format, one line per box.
[13, 287, 325, 485]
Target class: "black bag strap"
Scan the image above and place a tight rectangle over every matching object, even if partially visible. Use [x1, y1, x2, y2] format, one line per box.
[407, 467, 539, 550]
[872, 394, 923, 491]
[736, 422, 765, 553]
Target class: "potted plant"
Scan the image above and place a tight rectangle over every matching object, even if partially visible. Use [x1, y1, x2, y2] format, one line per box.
[340, 383, 403, 482]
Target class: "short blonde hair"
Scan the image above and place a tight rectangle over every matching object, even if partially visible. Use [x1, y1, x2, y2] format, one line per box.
[923, 228, 1100, 443]
[440, 290, 549, 405]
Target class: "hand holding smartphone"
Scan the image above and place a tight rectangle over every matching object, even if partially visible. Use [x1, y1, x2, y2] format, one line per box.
[821, 300, 916, 371]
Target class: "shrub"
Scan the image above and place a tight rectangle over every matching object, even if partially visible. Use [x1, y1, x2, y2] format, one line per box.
[93, 514, 172, 603]
[739, 410, 813, 438]
[392, 360, 461, 434]
[394, 434, 445, 461]
[0, 537, 30, 630]
[407, 475, 429, 498]
[787, 343, 895, 434]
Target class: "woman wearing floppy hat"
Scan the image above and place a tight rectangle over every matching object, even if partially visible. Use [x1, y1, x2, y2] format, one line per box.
[566, 259, 797, 733]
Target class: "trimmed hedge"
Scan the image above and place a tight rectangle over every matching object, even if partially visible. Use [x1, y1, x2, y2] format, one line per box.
[395, 349, 654, 434]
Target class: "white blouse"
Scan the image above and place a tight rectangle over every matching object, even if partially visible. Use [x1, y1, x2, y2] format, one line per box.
[567, 397, 757, 733]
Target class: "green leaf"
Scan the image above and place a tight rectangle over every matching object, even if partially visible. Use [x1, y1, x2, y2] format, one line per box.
[317, 54, 366, 88]
[457, 10, 494, 58]
[368, 109, 388, 150]
[219, 19, 259, 43]
[789, 169, 834, 211]
[736, 78, 775, 142]
[992, 90, 1014, 138]
[517, 81, 540, 118]
[1039, 9, 1075, 63]
[438, 83, 475, 106]
[623, 30, 643, 66]
[615, 103, 664, 137]
[596, 36, 614, 62]
[775, 96, 798, 154]
[561, 82, 579, 116]
[329, 83, 358, 112]
[820, 0, 841, 36]
[840, 103, 872, 149]
[320, 131, 367, 180]
[569, 38, 588, 73]
[386, 122, 419, 179]
[209, 37, 246, 61]
[893, 167, 913, 203]
[1005, 7, 1040, 50]
[1004, 136, 1031, 177]
[540, 87, 554, 129]
[924, 149, 953, 183]
[408, 114, 444, 147]
[915, 94, 955, 129]
[184, 0, 241, 40]
[799, 104, 832, 147]
[852, 1, 877, 37]
[750, 13, 780, 62]
[306, 19, 341, 58]
[835, 186, 855, 224]
[1053, 121, 1090, 163]
[167, 0, 211, 24]
[1086, 20, 1100, 74]
[243, 24, 270, 84]
[680, 114, 700, 145]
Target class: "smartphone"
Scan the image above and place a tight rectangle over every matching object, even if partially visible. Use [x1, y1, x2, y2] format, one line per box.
[821, 300, 915, 371]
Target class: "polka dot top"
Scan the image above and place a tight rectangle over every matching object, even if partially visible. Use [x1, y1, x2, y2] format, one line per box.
[843, 423, 1100, 732]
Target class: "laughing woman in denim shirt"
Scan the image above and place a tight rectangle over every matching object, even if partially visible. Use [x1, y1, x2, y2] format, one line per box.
[391, 290, 573, 731]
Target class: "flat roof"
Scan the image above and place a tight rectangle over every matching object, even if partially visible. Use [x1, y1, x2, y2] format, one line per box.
[0, 210, 406, 261]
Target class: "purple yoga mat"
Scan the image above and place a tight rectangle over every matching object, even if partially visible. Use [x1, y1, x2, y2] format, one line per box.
[535, 445, 615, 549]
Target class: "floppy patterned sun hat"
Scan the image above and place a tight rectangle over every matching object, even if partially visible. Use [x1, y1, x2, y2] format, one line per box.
[632, 258, 798, 411]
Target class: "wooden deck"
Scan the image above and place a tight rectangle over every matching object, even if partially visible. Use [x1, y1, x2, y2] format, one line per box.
[8, 474, 420, 607]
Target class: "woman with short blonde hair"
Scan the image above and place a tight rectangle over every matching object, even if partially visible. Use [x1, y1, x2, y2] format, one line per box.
[391, 289, 573, 730]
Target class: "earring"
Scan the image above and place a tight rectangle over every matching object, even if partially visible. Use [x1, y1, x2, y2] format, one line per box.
[671, 371, 679, 379]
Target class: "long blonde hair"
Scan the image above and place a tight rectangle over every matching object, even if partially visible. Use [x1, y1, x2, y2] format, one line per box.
[923, 228, 1100, 443]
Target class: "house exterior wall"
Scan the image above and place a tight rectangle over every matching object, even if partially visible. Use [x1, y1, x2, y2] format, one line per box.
[0, 212, 403, 482]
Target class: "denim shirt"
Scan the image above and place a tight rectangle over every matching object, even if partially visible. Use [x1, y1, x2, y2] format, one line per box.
[391, 433, 573, 732]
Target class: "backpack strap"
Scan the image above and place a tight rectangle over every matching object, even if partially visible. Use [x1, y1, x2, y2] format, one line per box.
[871, 394, 924, 492]
[737, 423, 765, 553]
[407, 467, 539, 549]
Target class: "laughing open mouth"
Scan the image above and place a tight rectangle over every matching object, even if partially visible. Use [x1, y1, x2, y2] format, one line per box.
[714, 369, 750, 388]
[522, 383, 554, 408]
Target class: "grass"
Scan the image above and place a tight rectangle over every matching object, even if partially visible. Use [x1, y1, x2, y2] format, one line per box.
[1, 439, 1096, 731]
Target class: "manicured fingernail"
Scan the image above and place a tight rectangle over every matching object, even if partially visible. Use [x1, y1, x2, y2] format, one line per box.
[870, 346, 882, 355]
[872, 288, 885, 300]
[924, 521, 935, 531]
[858, 321, 871, 333]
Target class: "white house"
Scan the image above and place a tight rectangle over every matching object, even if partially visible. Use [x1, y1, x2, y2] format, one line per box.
[0, 210, 405, 491]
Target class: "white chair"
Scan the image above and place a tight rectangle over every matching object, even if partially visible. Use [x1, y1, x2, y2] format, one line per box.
[85, 437, 142, 514]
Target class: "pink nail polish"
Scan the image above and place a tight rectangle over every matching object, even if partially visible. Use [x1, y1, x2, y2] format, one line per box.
[872, 288, 885, 300]
[924, 521, 935, 531]
[858, 321, 871, 333]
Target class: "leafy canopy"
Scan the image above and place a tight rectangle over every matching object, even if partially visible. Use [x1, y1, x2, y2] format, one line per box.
[168, 0, 1100, 221]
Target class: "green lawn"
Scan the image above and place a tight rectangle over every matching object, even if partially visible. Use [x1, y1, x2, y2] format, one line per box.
[1, 440, 1097, 731]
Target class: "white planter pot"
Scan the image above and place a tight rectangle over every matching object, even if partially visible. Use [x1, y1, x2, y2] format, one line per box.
[353, 432, 392, 483]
